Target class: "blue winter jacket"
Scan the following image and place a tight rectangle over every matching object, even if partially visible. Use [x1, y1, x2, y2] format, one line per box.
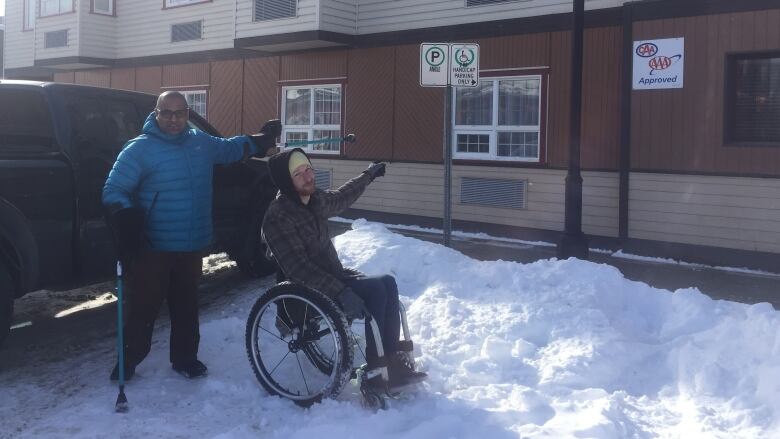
[102, 112, 258, 252]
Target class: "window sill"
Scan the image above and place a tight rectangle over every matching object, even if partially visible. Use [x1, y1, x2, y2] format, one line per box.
[38, 11, 76, 19]
[163, 0, 212, 10]
[453, 159, 546, 168]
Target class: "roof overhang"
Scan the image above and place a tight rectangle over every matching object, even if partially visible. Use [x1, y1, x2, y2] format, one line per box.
[234, 31, 354, 52]
[34, 56, 114, 70]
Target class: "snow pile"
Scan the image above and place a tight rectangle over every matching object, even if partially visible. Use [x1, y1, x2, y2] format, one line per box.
[2, 220, 779, 438]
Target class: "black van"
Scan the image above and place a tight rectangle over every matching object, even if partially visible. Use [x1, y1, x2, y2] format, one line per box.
[0, 80, 277, 346]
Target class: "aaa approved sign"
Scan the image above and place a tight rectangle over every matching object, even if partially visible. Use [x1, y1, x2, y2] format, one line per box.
[420, 43, 480, 87]
[449, 44, 479, 87]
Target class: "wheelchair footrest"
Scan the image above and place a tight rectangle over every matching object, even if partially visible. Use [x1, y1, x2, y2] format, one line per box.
[397, 339, 414, 353]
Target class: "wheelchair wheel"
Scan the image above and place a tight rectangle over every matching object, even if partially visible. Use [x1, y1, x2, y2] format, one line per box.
[245, 282, 353, 407]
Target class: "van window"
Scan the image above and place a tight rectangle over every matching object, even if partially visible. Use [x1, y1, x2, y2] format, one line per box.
[0, 89, 55, 151]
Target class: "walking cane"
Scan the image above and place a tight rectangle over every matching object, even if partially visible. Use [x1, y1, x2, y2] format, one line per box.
[115, 260, 129, 412]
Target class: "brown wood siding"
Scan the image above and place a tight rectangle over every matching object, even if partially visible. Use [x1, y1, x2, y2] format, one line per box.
[344, 47, 395, 160]
[392, 44, 444, 163]
[135, 66, 162, 95]
[477, 32, 549, 69]
[162, 63, 210, 88]
[209, 60, 244, 136]
[280, 51, 347, 81]
[110, 68, 135, 91]
[53, 71, 75, 83]
[631, 9, 780, 176]
[242, 57, 280, 134]
[75, 69, 111, 87]
[581, 26, 622, 170]
[548, 31, 572, 167]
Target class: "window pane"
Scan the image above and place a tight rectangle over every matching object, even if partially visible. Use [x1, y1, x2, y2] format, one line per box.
[285, 131, 308, 143]
[498, 78, 540, 126]
[60, 0, 73, 12]
[94, 0, 111, 13]
[497, 132, 538, 158]
[0, 90, 54, 149]
[255, 0, 297, 21]
[732, 56, 780, 142]
[314, 87, 341, 125]
[25, 0, 36, 28]
[184, 92, 207, 119]
[285, 89, 310, 125]
[313, 129, 340, 152]
[41, 0, 59, 15]
[455, 82, 492, 126]
[456, 133, 489, 153]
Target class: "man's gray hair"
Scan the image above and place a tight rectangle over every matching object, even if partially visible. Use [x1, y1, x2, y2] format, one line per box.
[156, 91, 188, 109]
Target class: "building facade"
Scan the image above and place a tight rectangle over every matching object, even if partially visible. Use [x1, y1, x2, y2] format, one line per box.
[4, 0, 780, 269]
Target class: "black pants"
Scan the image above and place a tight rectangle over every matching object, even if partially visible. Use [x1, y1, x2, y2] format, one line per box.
[346, 275, 400, 365]
[123, 250, 202, 367]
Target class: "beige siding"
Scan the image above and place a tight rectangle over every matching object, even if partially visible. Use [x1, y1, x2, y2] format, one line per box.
[235, 0, 318, 39]
[34, 5, 79, 60]
[116, 0, 236, 58]
[3, 0, 36, 69]
[320, 0, 357, 34]
[79, 0, 116, 59]
[354, 0, 624, 34]
[312, 159, 619, 237]
[629, 173, 780, 253]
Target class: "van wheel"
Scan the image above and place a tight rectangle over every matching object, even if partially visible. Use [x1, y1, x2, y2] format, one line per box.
[229, 217, 277, 278]
[0, 263, 14, 348]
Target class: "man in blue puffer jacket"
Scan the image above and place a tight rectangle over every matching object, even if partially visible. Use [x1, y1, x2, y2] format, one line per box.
[103, 91, 280, 380]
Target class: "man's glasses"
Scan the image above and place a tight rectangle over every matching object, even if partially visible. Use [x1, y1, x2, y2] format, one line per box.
[156, 108, 189, 120]
[292, 166, 315, 179]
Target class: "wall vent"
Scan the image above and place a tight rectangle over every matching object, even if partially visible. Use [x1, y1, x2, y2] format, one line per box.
[314, 168, 332, 190]
[255, 0, 297, 21]
[460, 177, 527, 209]
[171, 21, 202, 43]
[44, 30, 68, 48]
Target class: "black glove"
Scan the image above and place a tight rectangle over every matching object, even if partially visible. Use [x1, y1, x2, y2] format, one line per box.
[336, 287, 365, 321]
[362, 161, 386, 182]
[106, 207, 145, 267]
[249, 119, 282, 154]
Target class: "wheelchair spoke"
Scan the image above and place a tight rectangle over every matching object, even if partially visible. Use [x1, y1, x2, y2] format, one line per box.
[295, 353, 311, 395]
[269, 350, 291, 376]
[259, 324, 288, 344]
[275, 315, 293, 334]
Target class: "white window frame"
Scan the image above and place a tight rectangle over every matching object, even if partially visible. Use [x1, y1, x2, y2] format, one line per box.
[165, 0, 208, 8]
[453, 74, 543, 162]
[92, 0, 113, 15]
[181, 90, 208, 121]
[40, 0, 74, 17]
[281, 84, 343, 155]
[24, 0, 36, 29]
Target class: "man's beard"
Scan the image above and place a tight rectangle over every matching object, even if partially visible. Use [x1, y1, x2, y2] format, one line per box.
[298, 182, 316, 196]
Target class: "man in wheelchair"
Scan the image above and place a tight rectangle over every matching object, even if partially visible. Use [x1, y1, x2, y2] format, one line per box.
[261, 148, 426, 391]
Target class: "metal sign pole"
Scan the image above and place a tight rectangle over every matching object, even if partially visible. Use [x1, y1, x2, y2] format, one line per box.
[443, 85, 453, 247]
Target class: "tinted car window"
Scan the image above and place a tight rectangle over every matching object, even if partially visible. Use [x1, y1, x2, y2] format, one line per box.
[0, 89, 55, 151]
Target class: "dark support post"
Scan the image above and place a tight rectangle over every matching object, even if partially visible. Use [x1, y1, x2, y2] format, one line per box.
[618, 4, 633, 241]
[557, 0, 589, 260]
[443, 85, 453, 247]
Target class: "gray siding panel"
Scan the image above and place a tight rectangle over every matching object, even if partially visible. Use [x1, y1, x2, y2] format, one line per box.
[629, 173, 780, 253]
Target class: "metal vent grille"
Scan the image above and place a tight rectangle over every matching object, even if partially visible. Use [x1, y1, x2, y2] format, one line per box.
[314, 168, 332, 190]
[255, 0, 296, 21]
[171, 21, 202, 43]
[44, 30, 68, 48]
[466, 0, 523, 6]
[460, 177, 526, 209]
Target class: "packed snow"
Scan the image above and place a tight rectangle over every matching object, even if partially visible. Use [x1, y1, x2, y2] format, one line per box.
[2, 219, 779, 438]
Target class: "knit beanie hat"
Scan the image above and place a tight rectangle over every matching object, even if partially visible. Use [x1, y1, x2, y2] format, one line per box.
[288, 150, 312, 177]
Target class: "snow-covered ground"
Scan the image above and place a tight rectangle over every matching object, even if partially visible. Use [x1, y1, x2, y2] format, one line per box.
[2, 220, 779, 438]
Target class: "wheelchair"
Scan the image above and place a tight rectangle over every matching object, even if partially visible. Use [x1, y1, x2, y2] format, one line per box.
[244, 280, 419, 409]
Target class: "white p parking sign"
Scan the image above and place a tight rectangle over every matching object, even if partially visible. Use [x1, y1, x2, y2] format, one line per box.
[420, 43, 449, 87]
